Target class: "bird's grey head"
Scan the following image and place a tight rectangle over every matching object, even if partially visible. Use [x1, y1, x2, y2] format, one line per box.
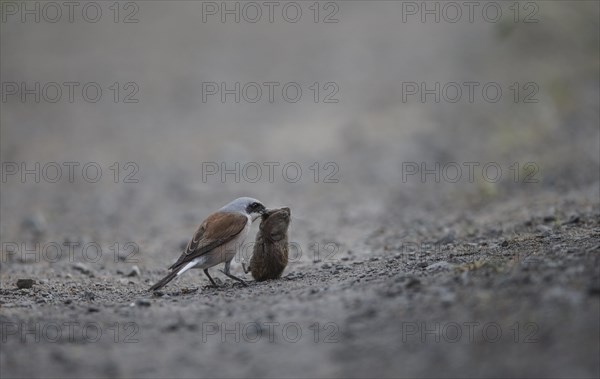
[220, 197, 266, 216]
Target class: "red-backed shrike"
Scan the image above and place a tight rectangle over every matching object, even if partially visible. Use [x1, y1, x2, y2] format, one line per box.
[149, 197, 266, 291]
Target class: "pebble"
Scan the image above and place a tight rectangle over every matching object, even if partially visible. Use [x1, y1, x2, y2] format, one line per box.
[440, 290, 456, 306]
[405, 277, 421, 289]
[21, 212, 47, 236]
[72, 263, 93, 276]
[135, 299, 152, 307]
[181, 287, 199, 294]
[16, 279, 34, 289]
[82, 291, 95, 301]
[426, 261, 452, 271]
[127, 265, 141, 277]
[588, 282, 600, 296]
[562, 215, 580, 225]
[536, 225, 552, 236]
[436, 230, 456, 245]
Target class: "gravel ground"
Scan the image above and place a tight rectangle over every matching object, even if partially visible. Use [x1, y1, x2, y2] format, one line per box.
[1, 185, 598, 378]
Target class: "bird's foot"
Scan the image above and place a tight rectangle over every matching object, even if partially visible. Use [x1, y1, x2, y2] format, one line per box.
[219, 269, 249, 287]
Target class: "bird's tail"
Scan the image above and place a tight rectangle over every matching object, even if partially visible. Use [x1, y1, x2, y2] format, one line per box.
[149, 270, 179, 291]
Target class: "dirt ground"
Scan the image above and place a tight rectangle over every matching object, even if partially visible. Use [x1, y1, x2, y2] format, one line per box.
[1, 1, 599, 378]
[1, 184, 600, 378]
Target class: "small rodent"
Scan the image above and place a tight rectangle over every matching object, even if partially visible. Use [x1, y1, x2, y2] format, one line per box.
[243, 207, 291, 281]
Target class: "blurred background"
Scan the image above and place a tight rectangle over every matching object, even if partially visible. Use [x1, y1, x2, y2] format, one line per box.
[1, 1, 598, 249]
[1, 1, 599, 378]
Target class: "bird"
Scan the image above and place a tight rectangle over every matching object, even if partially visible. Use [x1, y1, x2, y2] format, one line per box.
[149, 197, 266, 291]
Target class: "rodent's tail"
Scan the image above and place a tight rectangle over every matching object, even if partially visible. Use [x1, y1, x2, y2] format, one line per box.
[148, 270, 179, 291]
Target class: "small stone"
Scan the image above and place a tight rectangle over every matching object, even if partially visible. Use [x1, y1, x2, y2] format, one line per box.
[369, 257, 380, 262]
[501, 240, 509, 247]
[72, 263, 93, 276]
[135, 299, 151, 307]
[536, 225, 552, 236]
[88, 307, 100, 313]
[16, 279, 34, 289]
[405, 277, 421, 289]
[588, 280, 600, 296]
[562, 215, 580, 225]
[21, 212, 47, 236]
[127, 265, 141, 277]
[82, 291, 95, 301]
[426, 261, 451, 271]
[436, 230, 456, 245]
[321, 263, 332, 269]
[417, 262, 428, 268]
[440, 290, 456, 306]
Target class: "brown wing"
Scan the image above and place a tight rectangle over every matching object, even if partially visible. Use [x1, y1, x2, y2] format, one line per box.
[168, 212, 248, 270]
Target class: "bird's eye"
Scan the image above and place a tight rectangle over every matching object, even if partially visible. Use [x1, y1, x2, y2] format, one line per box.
[251, 202, 259, 209]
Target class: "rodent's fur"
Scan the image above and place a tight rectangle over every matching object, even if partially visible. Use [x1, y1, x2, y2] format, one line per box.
[244, 207, 290, 281]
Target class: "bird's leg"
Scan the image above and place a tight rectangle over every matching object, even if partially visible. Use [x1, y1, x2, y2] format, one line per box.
[203, 269, 219, 287]
[220, 261, 248, 287]
[241, 262, 250, 274]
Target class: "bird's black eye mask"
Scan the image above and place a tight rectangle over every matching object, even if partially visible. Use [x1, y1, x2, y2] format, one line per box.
[246, 202, 266, 214]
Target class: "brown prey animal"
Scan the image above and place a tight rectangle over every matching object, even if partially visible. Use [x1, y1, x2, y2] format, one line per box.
[243, 207, 291, 281]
